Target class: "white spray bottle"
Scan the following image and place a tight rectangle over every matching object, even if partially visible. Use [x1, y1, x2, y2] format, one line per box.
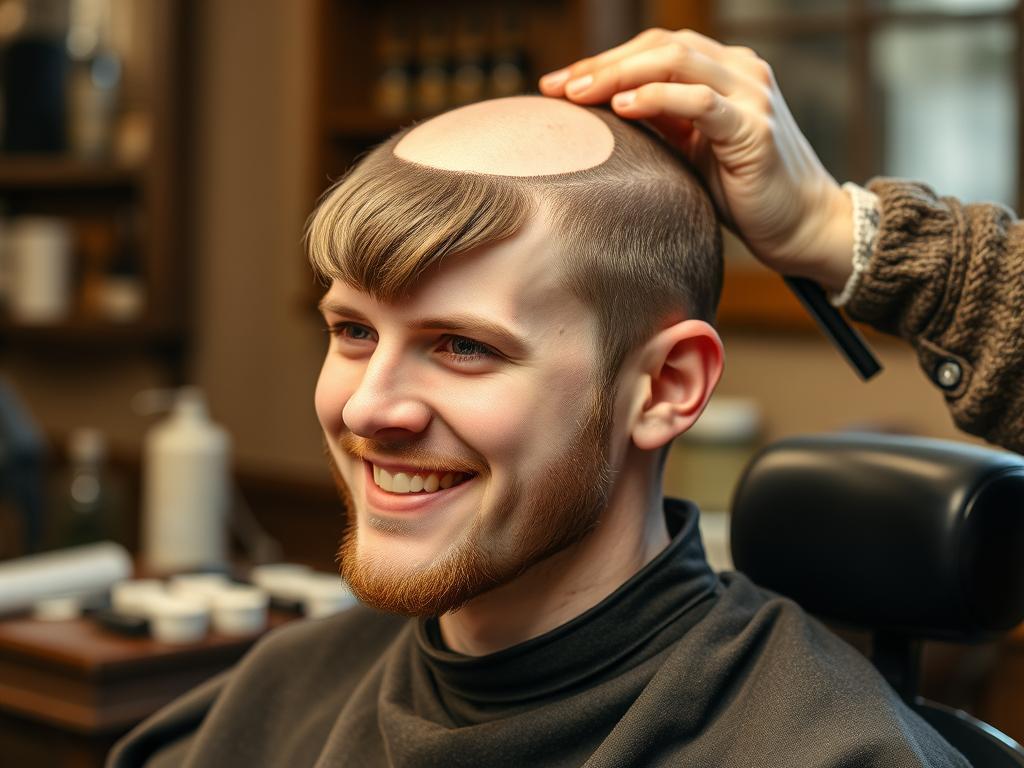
[141, 387, 231, 574]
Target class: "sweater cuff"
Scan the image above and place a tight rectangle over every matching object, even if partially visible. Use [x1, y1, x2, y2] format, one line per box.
[831, 182, 880, 307]
[843, 179, 958, 339]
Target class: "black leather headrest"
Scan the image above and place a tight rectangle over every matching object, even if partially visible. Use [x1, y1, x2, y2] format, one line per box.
[730, 433, 1024, 641]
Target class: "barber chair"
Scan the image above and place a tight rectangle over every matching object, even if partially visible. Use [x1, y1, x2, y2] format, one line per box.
[730, 433, 1024, 767]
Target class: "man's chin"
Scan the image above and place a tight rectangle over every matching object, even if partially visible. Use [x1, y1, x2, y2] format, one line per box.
[339, 535, 499, 617]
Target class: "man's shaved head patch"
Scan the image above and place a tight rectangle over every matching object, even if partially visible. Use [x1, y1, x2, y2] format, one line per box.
[394, 95, 615, 176]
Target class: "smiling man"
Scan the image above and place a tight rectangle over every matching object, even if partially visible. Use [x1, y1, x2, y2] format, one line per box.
[109, 96, 966, 767]
[307, 96, 725, 659]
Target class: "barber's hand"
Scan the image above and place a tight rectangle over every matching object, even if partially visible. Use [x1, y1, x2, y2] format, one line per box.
[539, 28, 854, 293]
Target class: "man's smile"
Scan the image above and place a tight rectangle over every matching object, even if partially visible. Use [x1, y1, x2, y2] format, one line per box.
[361, 459, 478, 514]
[371, 462, 474, 494]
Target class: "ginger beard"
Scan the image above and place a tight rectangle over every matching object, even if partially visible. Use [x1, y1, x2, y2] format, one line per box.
[327, 385, 616, 617]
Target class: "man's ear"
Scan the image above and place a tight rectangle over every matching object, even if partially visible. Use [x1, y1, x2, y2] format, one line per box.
[631, 319, 724, 452]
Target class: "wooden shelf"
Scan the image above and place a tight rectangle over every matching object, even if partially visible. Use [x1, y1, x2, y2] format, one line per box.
[0, 319, 183, 350]
[0, 157, 141, 191]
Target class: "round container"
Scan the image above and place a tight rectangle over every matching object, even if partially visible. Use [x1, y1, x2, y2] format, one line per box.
[111, 579, 166, 617]
[250, 563, 312, 602]
[301, 573, 356, 619]
[32, 595, 82, 621]
[148, 594, 209, 644]
[169, 572, 232, 606]
[211, 585, 269, 636]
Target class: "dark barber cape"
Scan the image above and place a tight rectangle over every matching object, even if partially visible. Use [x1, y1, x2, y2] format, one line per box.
[107, 500, 968, 767]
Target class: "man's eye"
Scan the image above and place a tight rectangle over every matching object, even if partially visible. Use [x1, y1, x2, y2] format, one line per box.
[325, 322, 376, 342]
[442, 335, 496, 361]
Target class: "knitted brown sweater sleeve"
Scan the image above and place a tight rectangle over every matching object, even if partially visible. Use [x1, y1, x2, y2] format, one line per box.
[845, 178, 1024, 453]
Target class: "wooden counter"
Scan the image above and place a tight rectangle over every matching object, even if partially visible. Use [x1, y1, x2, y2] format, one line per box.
[0, 609, 295, 767]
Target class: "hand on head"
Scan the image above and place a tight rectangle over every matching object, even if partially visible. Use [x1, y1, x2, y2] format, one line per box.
[540, 28, 855, 293]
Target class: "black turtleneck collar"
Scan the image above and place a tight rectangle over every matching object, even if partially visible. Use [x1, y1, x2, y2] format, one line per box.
[414, 499, 720, 722]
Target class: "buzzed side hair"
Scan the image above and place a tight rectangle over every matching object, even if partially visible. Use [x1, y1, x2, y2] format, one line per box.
[306, 105, 722, 385]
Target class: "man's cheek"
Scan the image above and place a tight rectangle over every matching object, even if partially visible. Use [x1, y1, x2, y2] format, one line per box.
[456, 399, 550, 466]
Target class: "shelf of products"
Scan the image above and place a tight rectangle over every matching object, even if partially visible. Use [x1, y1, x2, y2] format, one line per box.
[0, 318, 181, 348]
[0, 0, 188, 363]
[0, 157, 141, 190]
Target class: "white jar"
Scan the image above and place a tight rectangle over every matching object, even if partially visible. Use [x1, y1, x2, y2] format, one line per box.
[148, 594, 210, 644]
[111, 578, 166, 617]
[8, 217, 73, 324]
[211, 585, 268, 636]
[301, 572, 357, 619]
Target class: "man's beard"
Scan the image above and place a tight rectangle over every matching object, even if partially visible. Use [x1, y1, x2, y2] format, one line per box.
[326, 386, 615, 617]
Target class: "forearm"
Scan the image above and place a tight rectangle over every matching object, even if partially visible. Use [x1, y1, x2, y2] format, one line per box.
[845, 179, 1024, 453]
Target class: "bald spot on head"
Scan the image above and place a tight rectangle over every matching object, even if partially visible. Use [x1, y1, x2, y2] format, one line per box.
[393, 95, 615, 176]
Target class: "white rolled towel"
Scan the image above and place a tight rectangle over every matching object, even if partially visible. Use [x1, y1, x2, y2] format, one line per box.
[0, 541, 132, 615]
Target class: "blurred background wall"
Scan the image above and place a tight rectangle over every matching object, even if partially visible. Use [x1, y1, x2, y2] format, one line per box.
[187, 0, 324, 480]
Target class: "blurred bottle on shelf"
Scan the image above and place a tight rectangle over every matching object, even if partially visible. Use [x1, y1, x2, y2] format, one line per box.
[0, 211, 9, 313]
[115, 109, 151, 166]
[366, 3, 533, 120]
[451, 7, 486, 107]
[99, 213, 144, 321]
[8, 216, 73, 324]
[414, 8, 450, 114]
[0, 0, 29, 148]
[0, 377, 47, 556]
[373, 7, 412, 117]
[77, 215, 116, 318]
[66, 0, 121, 159]
[78, 213, 144, 322]
[48, 428, 126, 549]
[1, 0, 69, 153]
[489, 3, 527, 99]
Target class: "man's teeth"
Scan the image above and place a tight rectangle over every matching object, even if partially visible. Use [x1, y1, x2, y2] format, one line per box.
[372, 464, 468, 494]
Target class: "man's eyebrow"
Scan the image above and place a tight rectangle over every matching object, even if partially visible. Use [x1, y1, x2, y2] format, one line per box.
[317, 299, 369, 321]
[317, 299, 530, 357]
[412, 314, 530, 356]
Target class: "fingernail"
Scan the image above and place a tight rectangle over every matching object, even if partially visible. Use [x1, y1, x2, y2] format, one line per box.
[566, 74, 593, 95]
[612, 90, 636, 108]
[541, 68, 570, 88]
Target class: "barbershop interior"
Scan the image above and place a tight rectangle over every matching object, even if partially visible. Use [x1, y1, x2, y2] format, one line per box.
[1, 0, 1023, 765]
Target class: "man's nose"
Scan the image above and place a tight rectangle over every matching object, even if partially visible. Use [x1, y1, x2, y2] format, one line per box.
[342, 350, 431, 439]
